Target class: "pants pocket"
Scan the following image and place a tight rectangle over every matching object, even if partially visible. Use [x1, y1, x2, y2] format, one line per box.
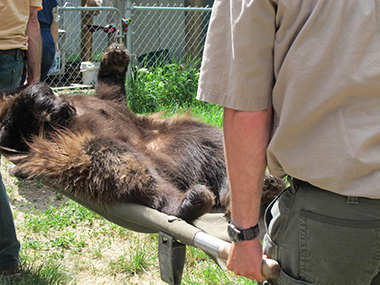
[263, 269, 313, 285]
[263, 233, 278, 261]
[299, 210, 380, 285]
[0, 54, 23, 88]
[278, 269, 312, 285]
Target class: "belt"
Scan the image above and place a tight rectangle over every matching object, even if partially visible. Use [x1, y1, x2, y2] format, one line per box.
[291, 178, 315, 189]
[291, 177, 359, 205]
[0, 49, 25, 56]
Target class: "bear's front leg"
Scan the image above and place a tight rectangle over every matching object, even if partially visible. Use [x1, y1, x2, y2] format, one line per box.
[95, 43, 130, 103]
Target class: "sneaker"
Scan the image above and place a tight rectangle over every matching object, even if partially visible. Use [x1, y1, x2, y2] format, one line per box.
[0, 265, 21, 283]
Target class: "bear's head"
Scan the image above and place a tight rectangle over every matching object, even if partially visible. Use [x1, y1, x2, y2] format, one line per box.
[0, 82, 76, 153]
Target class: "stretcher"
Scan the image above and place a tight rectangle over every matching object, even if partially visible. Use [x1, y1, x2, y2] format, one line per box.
[40, 179, 280, 284]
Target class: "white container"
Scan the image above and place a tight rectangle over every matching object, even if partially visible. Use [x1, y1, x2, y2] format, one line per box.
[80, 61, 100, 85]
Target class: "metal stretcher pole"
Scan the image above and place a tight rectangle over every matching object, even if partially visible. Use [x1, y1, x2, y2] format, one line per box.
[193, 231, 281, 279]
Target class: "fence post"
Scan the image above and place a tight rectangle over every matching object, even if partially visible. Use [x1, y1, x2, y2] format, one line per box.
[187, 0, 204, 63]
[80, 0, 94, 61]
[126, 0, 134, 87]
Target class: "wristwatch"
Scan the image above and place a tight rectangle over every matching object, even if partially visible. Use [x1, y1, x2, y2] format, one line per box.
[227, 221, 260, 243]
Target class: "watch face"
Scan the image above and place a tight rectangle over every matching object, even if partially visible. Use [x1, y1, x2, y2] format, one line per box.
[227, 223, 241, 242]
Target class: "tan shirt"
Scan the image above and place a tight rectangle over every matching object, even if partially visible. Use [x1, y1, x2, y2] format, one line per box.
[197, 0, 380, 199]
[0, 0, 42, 50]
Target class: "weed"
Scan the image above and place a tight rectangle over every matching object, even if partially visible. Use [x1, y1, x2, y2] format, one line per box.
[109, 241, 155, 277]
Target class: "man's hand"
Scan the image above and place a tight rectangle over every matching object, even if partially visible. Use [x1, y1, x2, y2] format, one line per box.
[227, 238, 266, 282]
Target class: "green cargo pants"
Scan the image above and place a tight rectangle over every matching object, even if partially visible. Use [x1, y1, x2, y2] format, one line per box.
[263, 177, 380, 285]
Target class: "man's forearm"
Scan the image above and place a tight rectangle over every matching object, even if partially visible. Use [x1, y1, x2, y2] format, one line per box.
[25, 6, 42, 85]
[51, 22, 59, 46]
[223, 107, 273, 229]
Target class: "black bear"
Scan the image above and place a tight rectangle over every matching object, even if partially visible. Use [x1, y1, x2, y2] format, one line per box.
[0, 44, 285, 223]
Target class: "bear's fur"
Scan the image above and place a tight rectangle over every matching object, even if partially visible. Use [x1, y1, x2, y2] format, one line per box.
[0, 43, 285, 223]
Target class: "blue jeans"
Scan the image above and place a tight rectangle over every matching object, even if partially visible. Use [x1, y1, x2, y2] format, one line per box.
[0, 173, 20, 269]
[0, 52, 24, 88]
[40, 35, 56, 81]
[0, 52, 23, 269]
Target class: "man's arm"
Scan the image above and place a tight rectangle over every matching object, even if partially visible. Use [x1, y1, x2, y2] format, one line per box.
[51, 22, 58, 46]
[223, 106, 272, 282]
[51, 6, 59, 46]
[25, 6, 42, 85]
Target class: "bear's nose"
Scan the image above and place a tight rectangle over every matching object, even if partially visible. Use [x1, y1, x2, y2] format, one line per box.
[110, 43, 119, 51]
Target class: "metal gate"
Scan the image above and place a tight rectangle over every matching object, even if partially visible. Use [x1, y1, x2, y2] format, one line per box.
[47, 6, 123, 87]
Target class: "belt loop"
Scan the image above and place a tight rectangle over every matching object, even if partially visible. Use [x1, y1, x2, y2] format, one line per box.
[347, 196, 359, 205]
[288, 176, 297, 190]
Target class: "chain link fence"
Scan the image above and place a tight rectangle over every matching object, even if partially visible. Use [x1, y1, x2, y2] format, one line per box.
[129, 5, 212, 68]
[47, 2, 212, 88]
[46, 6, 123, 87]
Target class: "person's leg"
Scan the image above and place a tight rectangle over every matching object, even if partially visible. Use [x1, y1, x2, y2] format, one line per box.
[0, 52, 23, 277]
[263, 178, 380, 285]
[0, 172, 20, 270]
[20, 59, 27, 86]
[40, 33, 56, 82]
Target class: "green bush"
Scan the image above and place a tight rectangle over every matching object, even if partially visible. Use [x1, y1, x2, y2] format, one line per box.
[128, 59, 223, 128]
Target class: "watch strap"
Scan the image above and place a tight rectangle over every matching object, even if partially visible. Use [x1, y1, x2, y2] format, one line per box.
[240, 223, 260, 240]
[228, 221, 260, 242]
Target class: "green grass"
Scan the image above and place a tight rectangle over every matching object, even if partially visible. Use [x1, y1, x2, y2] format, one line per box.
[24, 200, 98, 234]
[0, 258, 71, 285]
[128, 58, 223, 128]
[1, 60, 257, 284]
[128, 60, 198, 112]
[108, 238, 156, 277]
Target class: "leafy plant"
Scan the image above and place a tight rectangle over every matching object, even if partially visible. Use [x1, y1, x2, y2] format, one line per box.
[128, 58, 224, 132]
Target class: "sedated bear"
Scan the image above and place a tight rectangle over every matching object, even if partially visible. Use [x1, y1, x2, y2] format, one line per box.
[0, 43, 285, 223]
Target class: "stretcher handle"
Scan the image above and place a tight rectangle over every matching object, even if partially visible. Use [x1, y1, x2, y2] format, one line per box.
[218, 242, 280, 279]
[193, 231, 280, 279]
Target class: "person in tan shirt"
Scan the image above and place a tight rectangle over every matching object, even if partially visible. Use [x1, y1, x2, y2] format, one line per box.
[0, 0, 42, 86]
[0, 0, 42, 281]
[198, 0, 380, 284]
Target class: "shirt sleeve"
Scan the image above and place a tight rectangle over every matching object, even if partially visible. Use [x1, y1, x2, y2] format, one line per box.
[29, 0, 42, 8]
[197, 0, 276, 111]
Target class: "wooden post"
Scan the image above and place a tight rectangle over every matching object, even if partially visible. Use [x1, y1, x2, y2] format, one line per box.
[81, 0, 93, 61]
[186, 0, 203, 63]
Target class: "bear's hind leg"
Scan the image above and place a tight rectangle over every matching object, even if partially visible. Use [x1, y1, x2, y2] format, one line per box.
[176, 185, 215, 223]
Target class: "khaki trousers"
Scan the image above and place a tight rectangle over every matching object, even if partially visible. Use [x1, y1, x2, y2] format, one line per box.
[263, 178, 380, 285]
